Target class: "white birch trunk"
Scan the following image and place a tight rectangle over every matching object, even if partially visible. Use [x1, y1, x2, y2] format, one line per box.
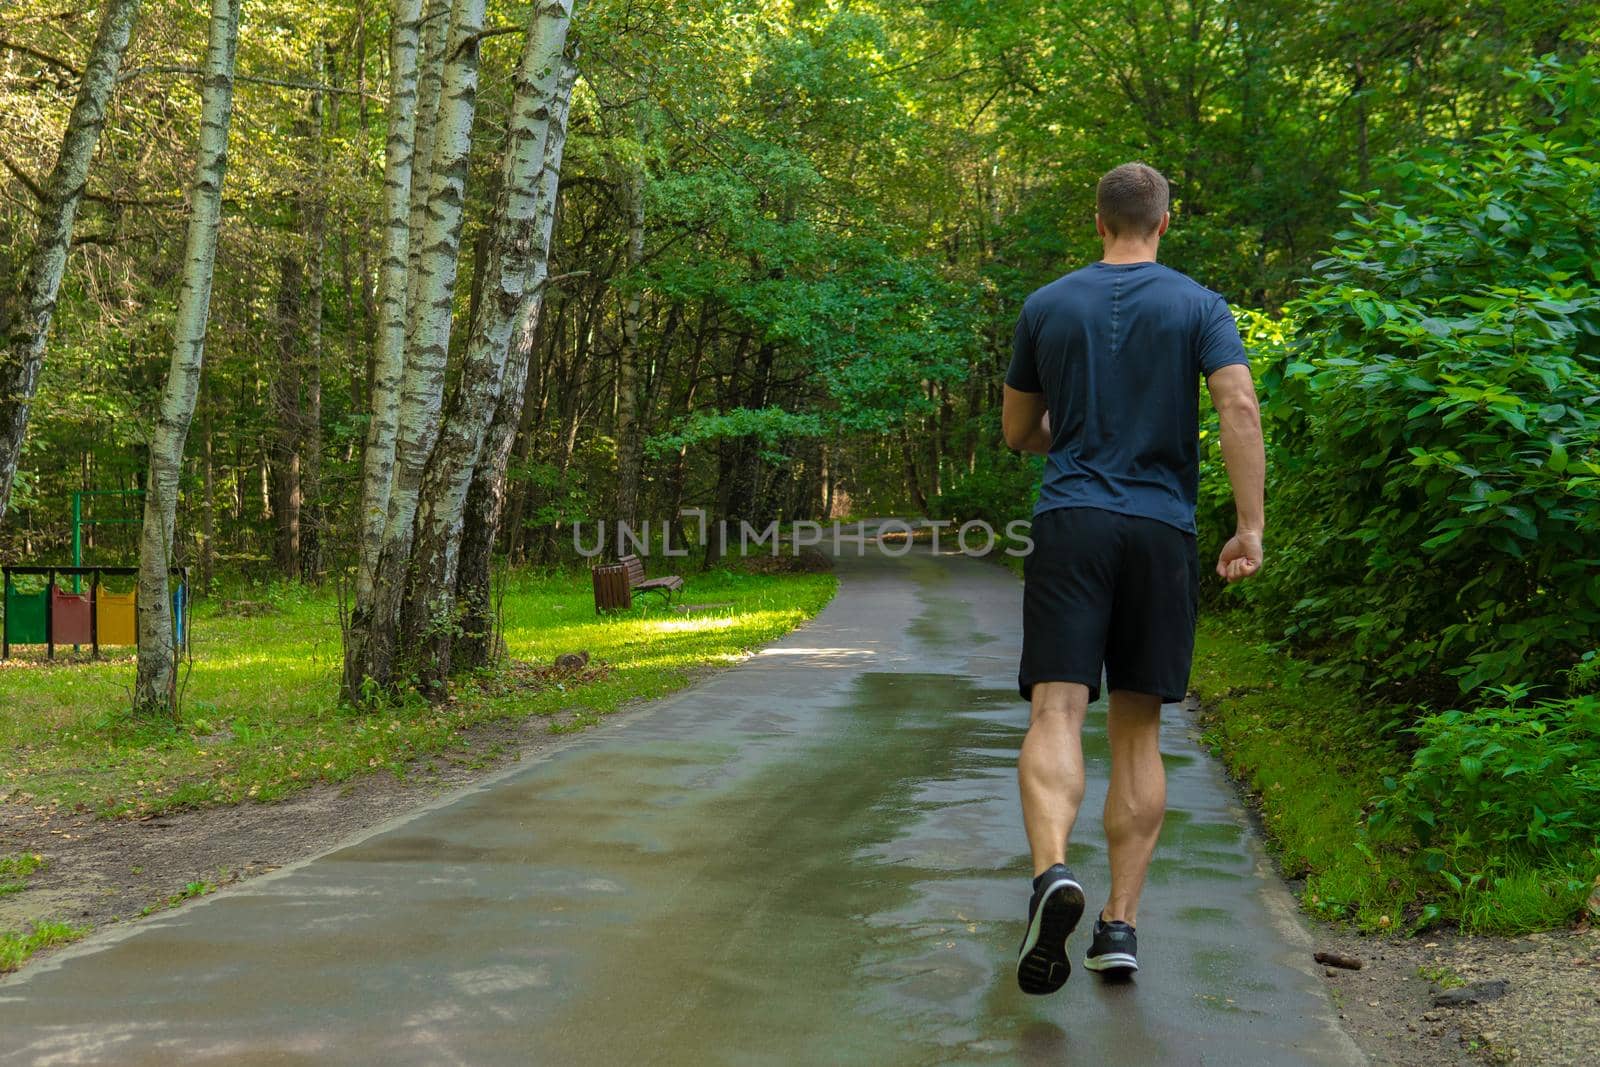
[346, 0, 487, 696]
[0, 0, 142, 524]
[403, 14, 575, 685]
[352, 0, 423, 603]
[401, 0, 451, 348]
[454, 54, 578, 673]
[134, 0, 241, 715]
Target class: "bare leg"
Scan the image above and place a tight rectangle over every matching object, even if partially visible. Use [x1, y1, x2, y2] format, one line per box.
[1018, 681, 1089, 877]
[1102, 689, 1166, 925]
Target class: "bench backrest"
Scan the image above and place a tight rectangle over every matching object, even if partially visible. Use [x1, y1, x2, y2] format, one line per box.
[618, 554, 647, 585]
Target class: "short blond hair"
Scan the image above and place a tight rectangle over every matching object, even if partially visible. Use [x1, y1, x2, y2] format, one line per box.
[1096, 163, 1169, 237]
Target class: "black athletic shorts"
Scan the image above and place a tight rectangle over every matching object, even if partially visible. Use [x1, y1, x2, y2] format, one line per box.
[1019, 506, 1199, 704]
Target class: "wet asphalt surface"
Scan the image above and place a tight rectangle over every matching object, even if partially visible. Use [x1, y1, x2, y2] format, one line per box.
[0, 542, 1362, 1065]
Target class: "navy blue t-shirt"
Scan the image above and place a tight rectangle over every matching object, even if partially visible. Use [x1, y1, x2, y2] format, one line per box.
[1005, 261, 1249, 534]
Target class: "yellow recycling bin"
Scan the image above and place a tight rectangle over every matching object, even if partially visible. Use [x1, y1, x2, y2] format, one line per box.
[95, 588, 138, 646]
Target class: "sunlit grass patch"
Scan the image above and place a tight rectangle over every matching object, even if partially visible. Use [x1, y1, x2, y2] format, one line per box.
[0, 566, 836, 819]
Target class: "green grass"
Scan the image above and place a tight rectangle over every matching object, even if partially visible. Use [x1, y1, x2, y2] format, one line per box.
[0, 852, 46, 895]
[0, 565, 836, 819]
[138, 878, 218, 917]
[1417, 964, 1466, 989]
[0, 853, 46, 879]
[1192, 615, 1592, 934]
[1191, 617, 1413, 929]
[0, 920, 88, 973]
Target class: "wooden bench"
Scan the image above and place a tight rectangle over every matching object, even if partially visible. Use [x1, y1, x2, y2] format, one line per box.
[592, 554, 684, 613]
[620, 554, 683, 603]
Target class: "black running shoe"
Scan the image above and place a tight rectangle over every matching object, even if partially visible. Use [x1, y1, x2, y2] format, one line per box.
[1083, 916, 1139, 976]
[1015, 864, 1086, 995]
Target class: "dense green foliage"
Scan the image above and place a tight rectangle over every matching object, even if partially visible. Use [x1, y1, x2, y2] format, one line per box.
[1195, 56, 1600, 925]
[1243, 57, 1600, 700]
[1371, 691, 1600, 878]
[1193, 623, 1598, 934]
[6, 0, 1595, 570]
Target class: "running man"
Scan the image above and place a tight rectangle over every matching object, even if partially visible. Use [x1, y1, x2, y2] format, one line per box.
[1002, 162, 1266, 995]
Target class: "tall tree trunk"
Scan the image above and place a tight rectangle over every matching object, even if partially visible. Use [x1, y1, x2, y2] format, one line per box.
[455, 52, 578, 673]
[134, 0, 241, 716]
[300, 49, 328, 583]
[201, 404, 216, 594]
[271, 241, 303, 577]
[613, 113, 647, 529]
[821, 442, 833, 518]
[401, 0, 452, 345]
[702, 329, 749, 569]
[352, 0, 423, 602]
[502, 296, 566, 562]
[344, 0, 487, 700]
[537, 287, 601, 565]
[0, 0, 142, 524]
[901, 429, 928, 514]
[726, 342, 774, 526]
[402, 3, 574, 690]
[663, 301, 711, 552]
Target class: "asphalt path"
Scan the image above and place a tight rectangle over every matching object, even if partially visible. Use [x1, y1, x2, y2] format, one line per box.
[0, 541, 1363, 1065]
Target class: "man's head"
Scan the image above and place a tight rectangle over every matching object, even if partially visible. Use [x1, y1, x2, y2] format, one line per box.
[1095, 163, 1170, 242]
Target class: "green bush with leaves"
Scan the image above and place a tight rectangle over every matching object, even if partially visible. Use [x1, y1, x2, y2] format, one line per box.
[1236, 55, 1600, 702]
[1188, 57, 1600, 928]
[1369, 689, 1600, 866]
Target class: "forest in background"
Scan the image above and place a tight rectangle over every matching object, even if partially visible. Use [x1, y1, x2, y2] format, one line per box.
[2, 2, 1598, 920]
[5, 0, 1589, 574]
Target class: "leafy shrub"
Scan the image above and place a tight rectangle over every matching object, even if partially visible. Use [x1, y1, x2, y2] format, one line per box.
[1230, 54, 1600, 699]
[1367, 688, 1600, 895]
[1564, 649, 1600, 695]
[1190, 57, 1600, 929]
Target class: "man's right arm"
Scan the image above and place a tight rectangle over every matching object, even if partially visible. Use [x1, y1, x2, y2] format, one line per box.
[1206, 363, 1265, 582]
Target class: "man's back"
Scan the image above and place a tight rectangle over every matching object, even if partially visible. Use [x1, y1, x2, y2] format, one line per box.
[1006, 261, 1247, 533]
[1002, 162, 1265, 999]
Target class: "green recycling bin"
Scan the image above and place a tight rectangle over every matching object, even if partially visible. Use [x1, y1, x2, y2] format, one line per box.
[4, 581, 49, 645]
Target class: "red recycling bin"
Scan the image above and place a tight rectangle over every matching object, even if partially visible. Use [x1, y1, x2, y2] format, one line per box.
[51, 587, 93, 645]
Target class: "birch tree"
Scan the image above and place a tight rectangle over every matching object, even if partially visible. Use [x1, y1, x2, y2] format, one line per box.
[401, 0, 452, 347]
[0, 0, 142, 524]
[457, 54, 582, 671]
[344, 0, 487, 699]
[455, 53, 579, 673]
[352, 0, 423, 602]
[402, 3, 575, 688]
[134, 0, 241, 716]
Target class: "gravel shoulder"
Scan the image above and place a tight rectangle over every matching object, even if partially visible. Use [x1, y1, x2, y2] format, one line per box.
[1311, 923, 1600, 1065]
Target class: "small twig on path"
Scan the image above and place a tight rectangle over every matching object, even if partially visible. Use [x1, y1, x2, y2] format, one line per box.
[1314, 950, 1364, 971]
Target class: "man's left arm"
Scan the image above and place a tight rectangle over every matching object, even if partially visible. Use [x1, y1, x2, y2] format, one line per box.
[1002, 305, 1051, 454]
[1002, 386, 1051, 455]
